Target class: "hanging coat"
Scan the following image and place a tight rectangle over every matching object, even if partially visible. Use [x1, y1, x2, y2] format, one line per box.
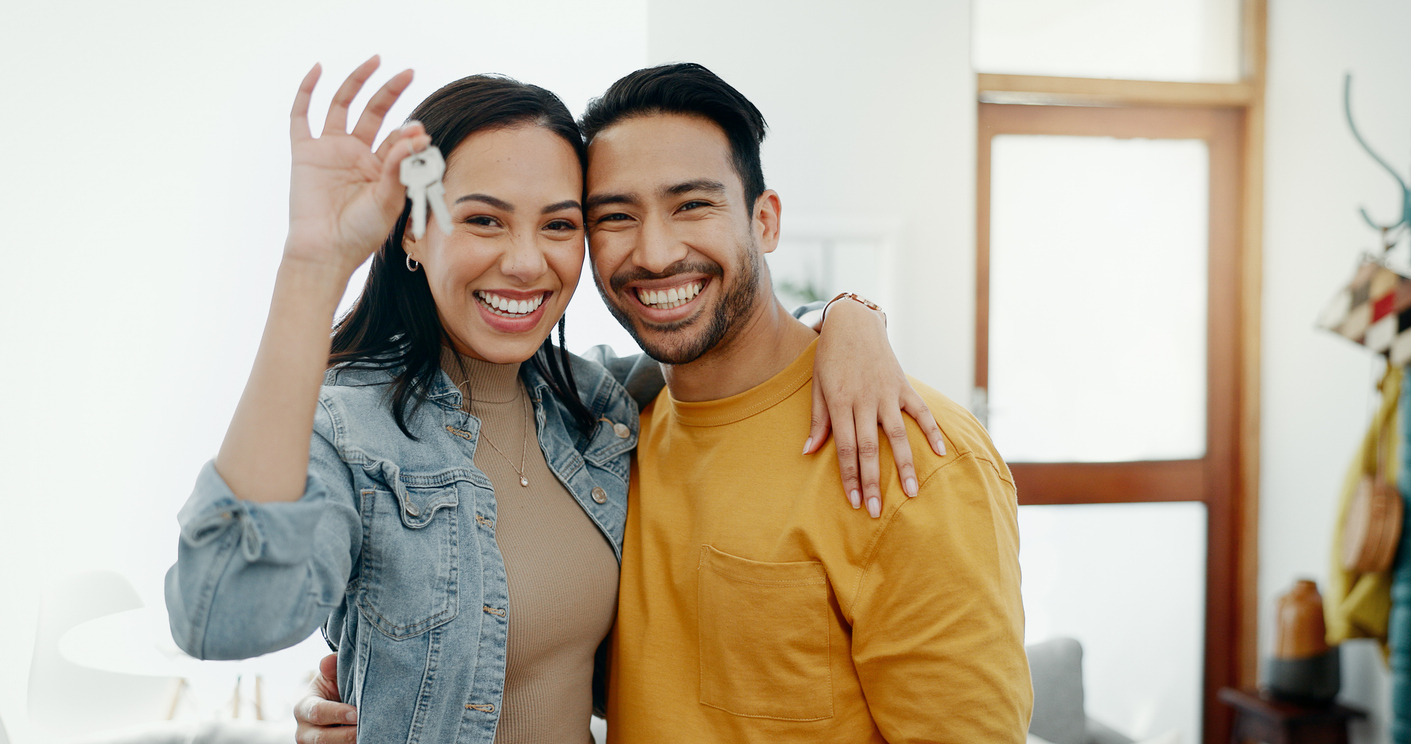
[1328, 365, 1401, 650]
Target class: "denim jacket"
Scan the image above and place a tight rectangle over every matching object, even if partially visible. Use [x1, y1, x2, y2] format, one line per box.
[165, 349, 641, 744]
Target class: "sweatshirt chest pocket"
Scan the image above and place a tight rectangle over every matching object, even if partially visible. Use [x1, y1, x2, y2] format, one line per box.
[696, 545, 834, 721]
[356, 479, 460, 640]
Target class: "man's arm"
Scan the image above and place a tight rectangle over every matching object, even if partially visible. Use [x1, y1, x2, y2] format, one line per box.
[581, 344, 666, 411]
[850, 452, 1032, 742]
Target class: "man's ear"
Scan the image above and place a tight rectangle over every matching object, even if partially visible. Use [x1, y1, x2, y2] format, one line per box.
[752, 190, 782, 254]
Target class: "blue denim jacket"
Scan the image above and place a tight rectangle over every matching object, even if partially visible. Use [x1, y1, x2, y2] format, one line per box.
[165, 349, 640, 744]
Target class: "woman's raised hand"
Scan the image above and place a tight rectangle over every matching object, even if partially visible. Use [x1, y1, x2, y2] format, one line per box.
[213, 57, 428, 505]
[284, 56, 428, 277]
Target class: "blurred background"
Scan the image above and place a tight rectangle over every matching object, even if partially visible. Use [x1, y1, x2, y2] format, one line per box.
[1, 1, 1408, 743]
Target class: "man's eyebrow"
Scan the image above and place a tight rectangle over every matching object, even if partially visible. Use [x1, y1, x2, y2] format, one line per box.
[663, 179, 726, 197]
[454, 193, 514, 212]
[541, 199, 582, 215]
[585, 192, 640, 210]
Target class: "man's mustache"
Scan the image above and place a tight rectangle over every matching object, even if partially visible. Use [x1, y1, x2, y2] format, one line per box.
[609, 261, 724, 294]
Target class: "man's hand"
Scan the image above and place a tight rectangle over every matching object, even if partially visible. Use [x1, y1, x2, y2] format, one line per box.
[295, 654, 357, 744]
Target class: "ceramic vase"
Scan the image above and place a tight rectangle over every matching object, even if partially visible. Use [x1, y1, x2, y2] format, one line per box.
[1263, 579, 1340, 703]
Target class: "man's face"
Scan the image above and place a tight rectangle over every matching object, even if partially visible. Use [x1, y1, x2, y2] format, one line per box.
[585, 113, 773, 364]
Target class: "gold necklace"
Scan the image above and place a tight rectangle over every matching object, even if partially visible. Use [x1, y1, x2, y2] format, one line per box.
[474, 389, 532, 487]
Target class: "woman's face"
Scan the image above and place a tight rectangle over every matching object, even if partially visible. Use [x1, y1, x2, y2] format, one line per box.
[403, 125, 585, 363]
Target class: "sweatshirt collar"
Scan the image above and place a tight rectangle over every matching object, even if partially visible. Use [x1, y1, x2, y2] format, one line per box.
[665, 340, 816, 428]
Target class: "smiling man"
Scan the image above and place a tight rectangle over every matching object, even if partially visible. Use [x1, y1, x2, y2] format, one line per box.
[578, 64, 1031, 743]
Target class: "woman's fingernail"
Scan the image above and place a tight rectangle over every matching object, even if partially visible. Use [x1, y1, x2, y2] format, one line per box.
[849, 490, 861, 509]
[905, 477, 918, 496]
[345, 710, 358, 723]
[868, 497, 881, 518]
[802, 437, 813, 454]
[934, 438, 946, 455]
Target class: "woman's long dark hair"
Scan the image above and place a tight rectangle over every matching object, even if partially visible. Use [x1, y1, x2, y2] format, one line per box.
[328, 74, 597, 440]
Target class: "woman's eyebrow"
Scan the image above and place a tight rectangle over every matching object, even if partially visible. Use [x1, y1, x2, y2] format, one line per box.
[455, 193, 515, 211]
[541, 199, 583, 215]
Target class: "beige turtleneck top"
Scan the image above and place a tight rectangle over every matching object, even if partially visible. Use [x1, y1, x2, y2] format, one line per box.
[443, 351, 619, 744]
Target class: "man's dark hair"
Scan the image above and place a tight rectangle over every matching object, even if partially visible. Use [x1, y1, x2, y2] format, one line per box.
[580, 63, 769, 209]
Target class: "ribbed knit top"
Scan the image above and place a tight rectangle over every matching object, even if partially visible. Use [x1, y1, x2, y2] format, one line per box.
[442, 350, 619, 744]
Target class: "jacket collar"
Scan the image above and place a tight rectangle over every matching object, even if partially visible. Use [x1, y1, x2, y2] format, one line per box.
[326, 346, 583, 413]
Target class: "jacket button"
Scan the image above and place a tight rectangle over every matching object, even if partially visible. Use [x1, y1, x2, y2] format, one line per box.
[591, 487, 608, 504]
[613, 422, 630, 439]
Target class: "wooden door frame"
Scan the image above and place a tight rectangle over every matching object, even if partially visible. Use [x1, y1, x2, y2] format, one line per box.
[976, 102, 1252, 744]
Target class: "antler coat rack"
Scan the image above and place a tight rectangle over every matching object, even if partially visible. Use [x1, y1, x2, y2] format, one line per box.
[1344, 73, 1411, 251]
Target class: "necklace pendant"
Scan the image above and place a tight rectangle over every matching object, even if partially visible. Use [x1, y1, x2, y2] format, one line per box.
[520, 476, 530, 487]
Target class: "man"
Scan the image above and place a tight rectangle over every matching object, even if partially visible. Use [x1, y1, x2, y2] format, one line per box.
[298, 63, 1030, 742]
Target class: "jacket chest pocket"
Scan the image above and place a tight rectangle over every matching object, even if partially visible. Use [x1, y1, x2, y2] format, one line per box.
[355, 480, 460, 640]
[696, 545, 834, 721]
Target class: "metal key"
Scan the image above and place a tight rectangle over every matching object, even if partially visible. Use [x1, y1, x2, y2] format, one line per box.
[400, 145, 453, 239]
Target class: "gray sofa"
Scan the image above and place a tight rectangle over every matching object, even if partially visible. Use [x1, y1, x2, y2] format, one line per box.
[1028, 637, 1135, 744]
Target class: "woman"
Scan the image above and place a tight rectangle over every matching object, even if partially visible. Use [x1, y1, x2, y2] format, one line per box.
[166, 57, 936, 744]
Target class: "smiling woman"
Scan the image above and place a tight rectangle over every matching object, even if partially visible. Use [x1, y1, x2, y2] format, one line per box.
[164, 59, 636, 744]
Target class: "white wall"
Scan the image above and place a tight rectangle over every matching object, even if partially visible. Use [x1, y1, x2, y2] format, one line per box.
[1262, 1, 1411, 742]
[645, 0, 977, 400]
[0, 2, 645, 740]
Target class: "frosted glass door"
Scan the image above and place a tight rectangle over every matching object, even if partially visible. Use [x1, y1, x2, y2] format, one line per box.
[1020, 502, 1207, 744]
[988, 135, 1209, 463]
[979, 100, 1245, 744]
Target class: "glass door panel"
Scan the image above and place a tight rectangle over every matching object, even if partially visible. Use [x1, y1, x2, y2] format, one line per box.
[988, 135, 1209, 463]
[1020, 501, 1208, 743]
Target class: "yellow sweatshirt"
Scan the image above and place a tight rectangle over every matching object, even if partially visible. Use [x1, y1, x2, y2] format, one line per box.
[607, 342, 1031, 743]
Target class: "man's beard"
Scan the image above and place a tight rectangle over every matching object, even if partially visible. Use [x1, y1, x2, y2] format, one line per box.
[595, 242, 763, 365]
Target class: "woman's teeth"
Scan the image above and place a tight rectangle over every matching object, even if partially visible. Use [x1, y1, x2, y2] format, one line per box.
[475, 291, 545, 317]
[636, 281, 703, 310]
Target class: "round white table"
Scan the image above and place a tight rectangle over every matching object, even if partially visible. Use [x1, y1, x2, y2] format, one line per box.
[59, 607, 330, 719]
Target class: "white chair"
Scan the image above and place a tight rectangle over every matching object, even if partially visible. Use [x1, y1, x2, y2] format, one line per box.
[27, 570, 179, 741]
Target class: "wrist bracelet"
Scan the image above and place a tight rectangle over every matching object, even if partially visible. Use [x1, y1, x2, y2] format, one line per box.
[822, 292, 886, 327]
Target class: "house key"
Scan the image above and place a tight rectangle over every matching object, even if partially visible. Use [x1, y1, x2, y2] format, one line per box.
[400, 145, 453, 239]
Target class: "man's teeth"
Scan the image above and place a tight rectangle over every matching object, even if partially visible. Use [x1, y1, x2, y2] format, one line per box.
[474, 291, 545, 316]
[636, 281, 703, 309]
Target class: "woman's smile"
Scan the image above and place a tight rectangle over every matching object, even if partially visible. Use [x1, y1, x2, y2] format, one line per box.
[474, 289, 549, 317]
[473, 288, 553, 332]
